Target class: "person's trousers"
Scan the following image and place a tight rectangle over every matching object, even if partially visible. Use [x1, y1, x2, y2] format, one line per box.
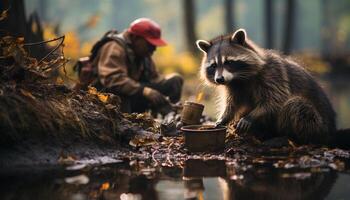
[120, 73, 183, 113]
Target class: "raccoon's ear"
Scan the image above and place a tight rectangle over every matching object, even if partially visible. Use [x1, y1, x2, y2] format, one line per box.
[196, 40, 211, 54]
[231, 29, 247, 45]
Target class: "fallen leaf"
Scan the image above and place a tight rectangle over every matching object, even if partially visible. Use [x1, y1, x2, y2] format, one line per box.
[88, 86, 98, 95]
[97, 93, 108, 103]
[87, 86, 109, 103]
[100, 182, 110, 191]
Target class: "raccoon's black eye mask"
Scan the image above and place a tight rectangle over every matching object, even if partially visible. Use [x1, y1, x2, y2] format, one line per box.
[206, 63, 217, 75]
[224, 60, 249, 69]
[209, 63, 217, 68]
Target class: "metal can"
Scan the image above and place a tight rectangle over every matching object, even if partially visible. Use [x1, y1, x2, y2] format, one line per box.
[181, 101, 204, 125]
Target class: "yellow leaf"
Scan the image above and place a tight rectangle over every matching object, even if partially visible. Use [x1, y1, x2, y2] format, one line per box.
[88, 86, 109, 103]
[97, 93, 108, 103]
[88, 86, 97, 95]
[100, 182, 110, 191]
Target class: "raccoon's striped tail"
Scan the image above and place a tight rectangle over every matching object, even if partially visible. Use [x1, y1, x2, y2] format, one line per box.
[333, 129, 350, 149]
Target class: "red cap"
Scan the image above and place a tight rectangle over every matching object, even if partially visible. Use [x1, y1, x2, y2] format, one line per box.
[127, 18, 167, 46]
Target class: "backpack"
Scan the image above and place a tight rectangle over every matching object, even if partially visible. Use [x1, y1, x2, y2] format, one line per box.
[73, 30, 128, 90]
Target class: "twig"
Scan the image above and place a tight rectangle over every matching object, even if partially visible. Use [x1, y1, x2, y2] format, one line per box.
[23, 36, 65, 47]
[41, 57, 69, 71]
[166, 141, 175, 167]
[152, 149, 160, 167]
[23, 36, 65, 67]
[38, 36, 65, 65]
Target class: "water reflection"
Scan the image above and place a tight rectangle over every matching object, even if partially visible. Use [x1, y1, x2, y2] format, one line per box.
[183, 159, 226, 178]
[120, 175, 158, 200]
[227, 170, 338, 200]
[183, 178, 204, 200]
[183, 159, 226, 200]
[0, 159, 349, 200]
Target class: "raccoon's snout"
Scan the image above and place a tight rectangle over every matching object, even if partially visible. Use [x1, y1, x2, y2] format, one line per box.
[215, 76, 225, 84]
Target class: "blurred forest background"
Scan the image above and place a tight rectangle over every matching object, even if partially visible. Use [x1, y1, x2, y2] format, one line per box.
[1, 0, 350, 126]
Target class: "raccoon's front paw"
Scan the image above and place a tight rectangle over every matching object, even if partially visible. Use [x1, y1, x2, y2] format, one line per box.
[235, 117, 252, 133]
[214, 119, 226, 128]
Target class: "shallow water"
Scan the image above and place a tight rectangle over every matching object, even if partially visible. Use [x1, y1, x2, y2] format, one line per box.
[1, 158, 350, 200]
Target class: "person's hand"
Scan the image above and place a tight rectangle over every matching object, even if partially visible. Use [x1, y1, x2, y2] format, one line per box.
[143, 87, 167, 105]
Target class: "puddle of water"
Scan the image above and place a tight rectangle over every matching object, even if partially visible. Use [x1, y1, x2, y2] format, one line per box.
[0, 158, 349, 200]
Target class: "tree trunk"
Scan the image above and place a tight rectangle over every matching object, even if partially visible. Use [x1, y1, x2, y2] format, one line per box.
[182, 0, 197, 54]
[283, 0, 295, 54]
[225, 0, 235, 33]
[0, 0, 49, 61]
[265, 0, 274, 49]
[0, 0, 27, 37]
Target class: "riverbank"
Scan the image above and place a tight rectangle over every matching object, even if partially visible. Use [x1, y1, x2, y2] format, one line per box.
[0, 82, 159, 168]
[0, 34, 164, 168]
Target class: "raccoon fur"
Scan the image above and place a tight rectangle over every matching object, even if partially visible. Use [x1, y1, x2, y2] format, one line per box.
[196, 29, 350, 147]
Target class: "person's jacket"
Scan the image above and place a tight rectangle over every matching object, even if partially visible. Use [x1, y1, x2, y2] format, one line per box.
[92, 32, 162, 97]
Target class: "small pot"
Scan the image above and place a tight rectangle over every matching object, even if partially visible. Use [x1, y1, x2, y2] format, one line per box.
[181, 101, 204, 125]
[181, 125, 227, 152]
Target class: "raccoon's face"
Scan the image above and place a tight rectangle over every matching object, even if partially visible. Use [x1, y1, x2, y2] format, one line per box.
[196, 29, 265, 85]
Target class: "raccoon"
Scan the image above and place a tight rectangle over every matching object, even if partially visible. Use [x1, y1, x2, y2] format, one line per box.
[196, 29, 349, 146]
